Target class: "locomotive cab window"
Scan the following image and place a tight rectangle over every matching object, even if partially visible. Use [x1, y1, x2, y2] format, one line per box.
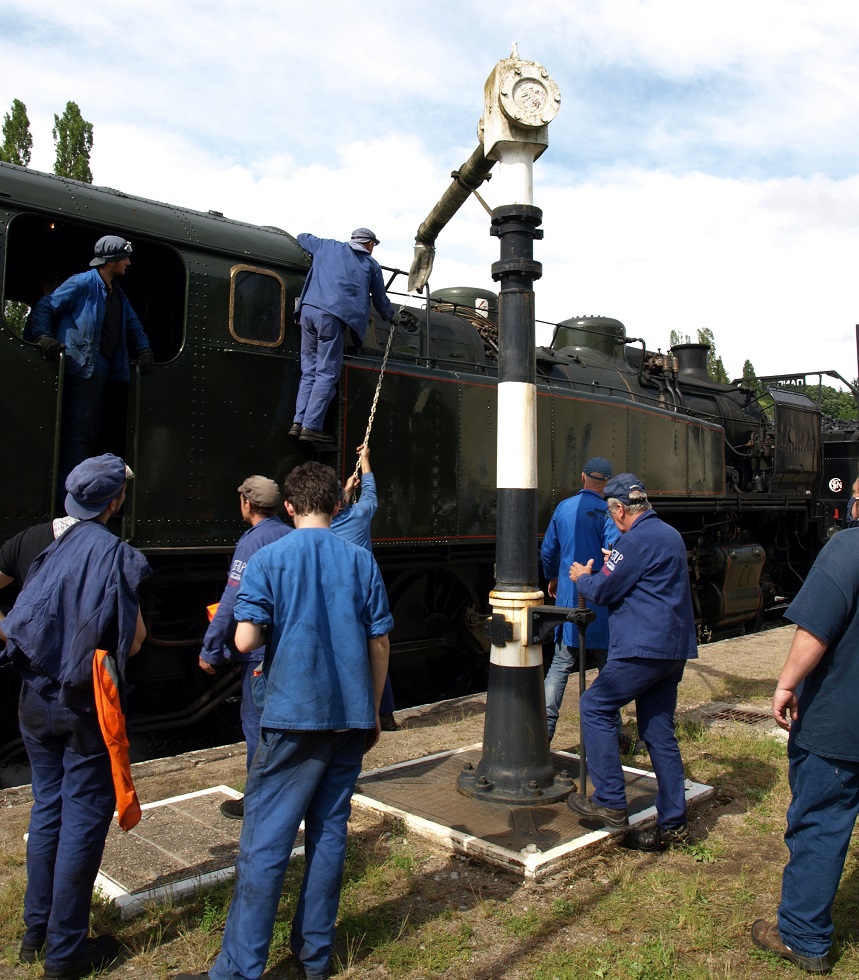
[1, 212, 185, 363]
[228, 266, 285, 347]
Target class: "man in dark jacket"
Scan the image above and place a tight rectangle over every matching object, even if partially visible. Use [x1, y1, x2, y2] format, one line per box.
[1, 454, 150, 980]
[198, 476, 291, 819]
[567, 473, 697, 852]
[290, 228, 397, 446]
[29, 235, 154, 490]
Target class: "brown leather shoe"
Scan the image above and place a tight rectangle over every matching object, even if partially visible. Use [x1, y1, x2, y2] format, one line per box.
[751, 919, 831, 973]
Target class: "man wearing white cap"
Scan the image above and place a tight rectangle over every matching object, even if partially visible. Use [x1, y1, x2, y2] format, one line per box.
[29, 235, 154, 490]
[290, 229, 399, 446]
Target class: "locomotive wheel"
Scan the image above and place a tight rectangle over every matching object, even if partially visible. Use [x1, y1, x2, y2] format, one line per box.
[386, 567, 487, 707]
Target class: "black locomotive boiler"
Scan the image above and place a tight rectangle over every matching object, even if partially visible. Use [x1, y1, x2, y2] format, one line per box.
[0, 161, 854, 768]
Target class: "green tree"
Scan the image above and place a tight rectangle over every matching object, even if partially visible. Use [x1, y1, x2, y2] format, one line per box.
[669, 329, 691, 347]
[0, 98, 33, 167]
[797, 382, 858, 420]
[52, 101, 93, 183]
[697, 327, 729, 383]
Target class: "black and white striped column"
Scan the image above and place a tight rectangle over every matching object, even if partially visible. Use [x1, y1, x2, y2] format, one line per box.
[457, 204, 571, 806]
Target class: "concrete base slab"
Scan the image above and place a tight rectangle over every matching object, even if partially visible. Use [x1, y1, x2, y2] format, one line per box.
[353, 743, 713, 880]
[95, 786, 304, 917]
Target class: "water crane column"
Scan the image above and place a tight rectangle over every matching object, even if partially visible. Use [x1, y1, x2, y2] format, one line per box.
[457, 49, 571, 806]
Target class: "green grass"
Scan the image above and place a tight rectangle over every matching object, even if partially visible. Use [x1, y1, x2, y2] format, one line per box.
[4, 724, 859, 978]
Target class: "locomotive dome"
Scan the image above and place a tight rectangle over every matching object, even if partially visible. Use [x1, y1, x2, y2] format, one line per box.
[430, 286, 499, 315]
[553, 315, 627, 360]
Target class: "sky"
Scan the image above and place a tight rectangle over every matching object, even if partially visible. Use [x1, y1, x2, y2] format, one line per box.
[2, 0, 859, 382]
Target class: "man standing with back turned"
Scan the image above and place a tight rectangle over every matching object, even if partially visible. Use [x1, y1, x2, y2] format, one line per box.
[176, 461, 393, 980]
[290, 229, 398, 446]
[751, 528, 859, 975]
[568, 473, 697, 851]
[541, 456, 613, 742]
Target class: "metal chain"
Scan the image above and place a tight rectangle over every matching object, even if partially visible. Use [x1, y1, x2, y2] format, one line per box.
[351, 309, 402, 483]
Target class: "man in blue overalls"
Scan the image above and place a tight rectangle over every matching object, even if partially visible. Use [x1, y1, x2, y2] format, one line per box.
[198, 475, 291, 818]
[290, 228, 398, 446]
[568, 473, 697, 852]
[176, 461, 393, 980]
[1, 455, 150, 980]
[29, 235, 154, 492]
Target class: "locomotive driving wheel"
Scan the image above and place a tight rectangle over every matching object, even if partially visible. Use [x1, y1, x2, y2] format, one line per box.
[386, 566, 487, 707]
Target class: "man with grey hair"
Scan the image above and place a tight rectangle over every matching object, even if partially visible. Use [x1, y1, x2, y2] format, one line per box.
[566, 473, 697, 852]
[29, 235, 154, 490]
[199, 476, 291, 819]
[290, 229, 399, 446]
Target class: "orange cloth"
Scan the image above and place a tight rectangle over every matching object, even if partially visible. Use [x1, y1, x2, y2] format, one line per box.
[92, 649, 141, 831]
[206, 602, 219, 622]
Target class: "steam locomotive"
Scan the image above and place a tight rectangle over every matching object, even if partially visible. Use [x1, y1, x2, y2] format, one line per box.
[1, 160, 856, 766]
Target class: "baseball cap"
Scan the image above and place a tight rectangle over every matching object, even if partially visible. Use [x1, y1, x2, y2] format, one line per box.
[604, 473, 647, 505]
[65, 454, 130, 519]
[90, 235, 133, 267]
[583, 457, 612, 481]
[237, 475, 282, 510]
[350, 227, 380, 245]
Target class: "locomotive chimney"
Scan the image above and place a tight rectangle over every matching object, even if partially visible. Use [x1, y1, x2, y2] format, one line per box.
[672, 343, 711, 381]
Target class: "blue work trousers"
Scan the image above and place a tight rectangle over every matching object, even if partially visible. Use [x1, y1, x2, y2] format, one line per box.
[777, 736, 859, 958]
[209, 727, 366, 980]
[293, 308, 346, 433]
[240, 661, 261, 771]
[544, 643, 610, 741]
[18, 682, 115, 971]
[580, 656, 687, 824]
[59, 353, 110, 496]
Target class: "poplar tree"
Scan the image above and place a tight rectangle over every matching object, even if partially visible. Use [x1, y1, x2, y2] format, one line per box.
[0, 98, 33, 167]
[52, 101, 94, 183]
[697, 327, 729, 383]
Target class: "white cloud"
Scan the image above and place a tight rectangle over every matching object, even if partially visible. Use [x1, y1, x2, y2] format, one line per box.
[2, 0, 859, 386]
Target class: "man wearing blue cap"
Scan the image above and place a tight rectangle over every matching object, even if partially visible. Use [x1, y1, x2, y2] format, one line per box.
[541, 456, 619, 743]
[568, 473, 697, 852]
[1, 454, 150, 979]
[29, 235, 154, 491]
[290, 228, 399, 446]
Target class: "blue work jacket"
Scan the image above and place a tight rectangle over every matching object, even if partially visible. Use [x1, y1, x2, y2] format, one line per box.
[0, 520, 151, 710]
[541, 488, 613, 649]
[331, 473, 377, 551]
[200, 516, 292, 665]
[296, 234, 394, 343]
[29, 268, 151, 381]
[576, 509, 697, 662]
[235, 528, 394, 731]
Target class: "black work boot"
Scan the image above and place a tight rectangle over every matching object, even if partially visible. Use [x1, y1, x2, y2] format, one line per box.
[219, 796, 244, 820]
[19, 936, 45, 963]
[567, 794, 629, 829]
[624, 822, 689, 852]
[43, 934, 119, 980]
